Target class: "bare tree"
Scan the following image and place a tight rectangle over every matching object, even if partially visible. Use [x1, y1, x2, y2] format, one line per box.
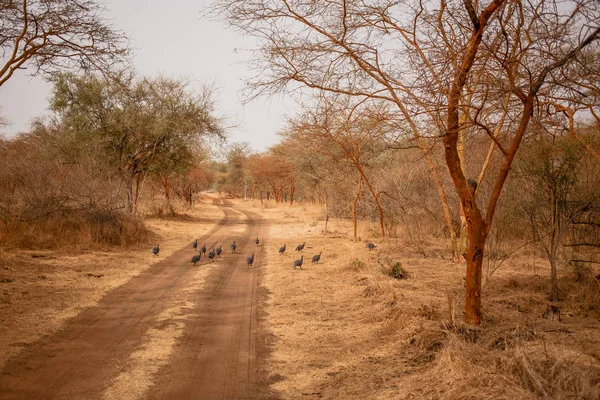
[210, 0, 463, 256]
[286, 97, 394, 238]
[443, 0, 600, 324]
[0, 0, 129, 87]
[213, 0, 600, 324]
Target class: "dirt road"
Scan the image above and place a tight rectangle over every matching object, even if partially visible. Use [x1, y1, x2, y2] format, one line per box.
[0, 199, 275, 400]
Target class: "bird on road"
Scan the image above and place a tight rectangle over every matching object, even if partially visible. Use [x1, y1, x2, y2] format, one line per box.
[255, 237, 260, 246]
[191, 254, 201, 266]
[293, 255, 304, 270]
[231, 241, 237, 253]
[279, 244, 286, 255]
[216, 246, 222, 257]
[192, 239, 198, 250]
[200, 243, 207, 255]
[366, 243, 376, 251]
[295, 242, 306, 252]
[152, 244, 160, 256]
[312, 251, 322, 264]
[247, 253, 255, 268]
[208, 249, 216, 261]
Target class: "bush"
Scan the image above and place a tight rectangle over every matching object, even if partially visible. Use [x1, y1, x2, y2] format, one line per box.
[378, 257, 408, 279]
[348, 258, 365, 271]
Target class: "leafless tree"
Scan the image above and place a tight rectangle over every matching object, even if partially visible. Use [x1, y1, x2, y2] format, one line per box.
[0, 0, 130, 87]
[212, 0, 600, 324]
[286, 96, 394, 238]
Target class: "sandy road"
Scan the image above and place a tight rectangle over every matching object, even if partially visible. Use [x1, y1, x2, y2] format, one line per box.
[0, 198, 275, 400]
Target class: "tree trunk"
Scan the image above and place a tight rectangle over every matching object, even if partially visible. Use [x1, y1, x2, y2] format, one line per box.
[124, 171, 134, 214]
[550, 257, 560, 302]
[458, 109, 469, 258]
[324, 189, 330, 232]
[353, 161, 385, 238]
[289, 185, 295, 206]
[465, 220, 488, 324]
[352, 175, 362, 241]
[550, 190, 560, 302]
[444, 0, 506, 325]
[424, 154, 460, 261]
[133, 174, 142, 214]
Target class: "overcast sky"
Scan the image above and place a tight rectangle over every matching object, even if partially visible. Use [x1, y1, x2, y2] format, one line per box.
[0, 0, 296, 152]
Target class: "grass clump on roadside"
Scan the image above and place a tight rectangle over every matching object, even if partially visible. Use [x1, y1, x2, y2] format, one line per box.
[378, 257, 408, 279]
[0, 209, 149, 250]
[348, 258, 365, 271]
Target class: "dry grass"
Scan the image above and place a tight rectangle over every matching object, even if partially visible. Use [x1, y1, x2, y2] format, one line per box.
[0, 210, 150, 249]
[236, 198, 600, 400]
[0, 196, 224, 369]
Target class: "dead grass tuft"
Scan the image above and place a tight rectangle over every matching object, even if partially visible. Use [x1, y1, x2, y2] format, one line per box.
[410, 337, 600, 400]
[410, 327, 448, 352]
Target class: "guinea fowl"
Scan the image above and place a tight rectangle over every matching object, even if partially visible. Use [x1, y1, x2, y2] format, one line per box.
[366, 243, 376, 251]
[191, 254, 201, 266]
[152, 244, 160, 256]
[231, 241, 237, 253]
[192, 239, 198, 250]
[255, 237, 260, 246]
[208, 249, 216, 261]
[293, 255, 304, 270]
[200, 243, 207, 254]
[295, 242, 306, 252]
[247, 253, 255, 268]
[278, 244, 286, 255]
[312, 251, 322, 264]
[215, 246, 222, 257]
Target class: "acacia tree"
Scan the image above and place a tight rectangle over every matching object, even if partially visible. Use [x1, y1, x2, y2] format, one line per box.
[245, 152, 295, 203]
[49, 73, 223, 213]
[211, 0, 464, 258]
[286, 97, 394, 238]
[0, 0, 129, 87]
[214, 0, 600, 324]
[516, 138, 585, 302]
[443, 1, 600, 324]
[222, 142, 251, 197]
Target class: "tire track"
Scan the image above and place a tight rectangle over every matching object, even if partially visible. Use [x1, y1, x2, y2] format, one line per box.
[147, 200, 268, 400]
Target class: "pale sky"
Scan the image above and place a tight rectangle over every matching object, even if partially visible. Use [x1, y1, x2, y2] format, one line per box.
[0, 0, 295, 152]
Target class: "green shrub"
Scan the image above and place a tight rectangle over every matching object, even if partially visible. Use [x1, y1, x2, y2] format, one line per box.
[378, 257, 408, 279]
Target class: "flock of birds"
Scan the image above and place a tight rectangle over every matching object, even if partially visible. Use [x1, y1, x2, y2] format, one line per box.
[150, 239, 377, 270]
[277, 242, 323, 269]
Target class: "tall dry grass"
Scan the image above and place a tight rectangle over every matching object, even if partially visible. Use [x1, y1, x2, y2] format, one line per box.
[0, 210, 149, 250]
